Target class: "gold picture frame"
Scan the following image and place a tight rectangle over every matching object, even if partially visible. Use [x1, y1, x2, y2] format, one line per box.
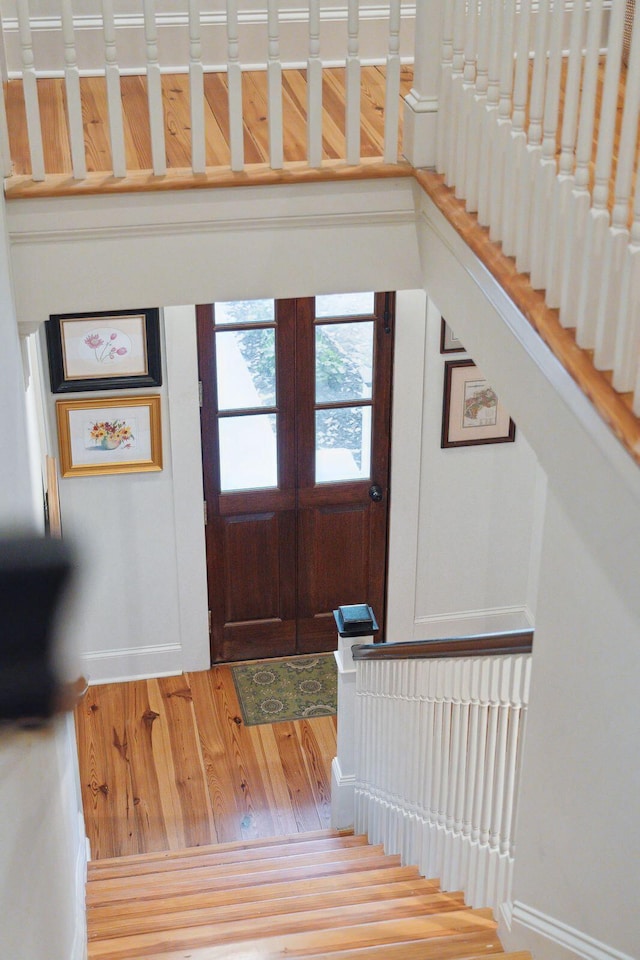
[56, 395, 163, 478]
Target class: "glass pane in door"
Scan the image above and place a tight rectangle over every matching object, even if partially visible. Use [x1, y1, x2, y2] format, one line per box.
[315, 406, 372, 482]
[316, 292, 375, 318]
[219, 414, 278, 491]
[216, 329, 276, 410]
[315, 322, 374, 403]
[214, 299, 275, 325]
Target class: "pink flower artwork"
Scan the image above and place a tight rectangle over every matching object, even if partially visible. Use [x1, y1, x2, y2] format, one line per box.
[83, 328, 130, 364]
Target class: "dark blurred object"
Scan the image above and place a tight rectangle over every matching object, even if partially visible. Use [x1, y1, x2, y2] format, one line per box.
[0, 535, 74, 723]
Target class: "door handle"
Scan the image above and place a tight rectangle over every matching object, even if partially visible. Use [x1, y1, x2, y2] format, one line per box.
[369, 483, 383, 502]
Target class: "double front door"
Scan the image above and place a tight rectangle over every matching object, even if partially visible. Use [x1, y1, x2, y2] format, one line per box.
[197, 292, 394, 663]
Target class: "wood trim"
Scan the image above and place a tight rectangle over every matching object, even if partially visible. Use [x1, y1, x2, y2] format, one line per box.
[352, 629, 534, 661]
[4, 159, 413, 200]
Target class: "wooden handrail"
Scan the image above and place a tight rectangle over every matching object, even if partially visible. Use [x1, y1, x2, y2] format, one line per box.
[351, 629, 533, 661]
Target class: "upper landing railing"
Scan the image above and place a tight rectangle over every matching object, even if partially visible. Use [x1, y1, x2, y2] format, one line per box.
[2, 2, 640, 426]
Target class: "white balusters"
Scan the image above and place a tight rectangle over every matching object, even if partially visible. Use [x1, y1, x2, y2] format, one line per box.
[544, 0, 586, 307]
[142, 0, 166, 176]
[267, 0, 283, 169]
[576, 1, 626, 349]
[60, 0, 86, 180]
[488, 0, 516, 242]
[16, 0, 44, 180]
[529, 0, 564, 289]
[514, 0, 549, 274]
[501, 0, 532, 257]
[454, 0, 478, 198]
[226, 0, 244, 172]
[464, 0, 491, 213]
[613, 188, 640, 395]
[307, 0, 322, 168]
[345, 0, 360, 165]
[435, 0, 455, 175]
[383, 0, 402, 163]
[188, 0, 205, 174]
[596, 8, 640, 372]
[101, 0, 126, 178]
[476, 0, 502, 228]
[559, 0, 604, 328]
[354, 652, 532, 913]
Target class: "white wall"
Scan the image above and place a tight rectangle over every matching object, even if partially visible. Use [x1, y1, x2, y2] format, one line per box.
[0, 193, 86, 960]
[387, 290, 540, 642]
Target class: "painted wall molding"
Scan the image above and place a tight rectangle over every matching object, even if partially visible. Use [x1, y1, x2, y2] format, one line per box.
[413, 605, 534, 639]
[81, 641, 183, 684]
[500, 901, 637, 960]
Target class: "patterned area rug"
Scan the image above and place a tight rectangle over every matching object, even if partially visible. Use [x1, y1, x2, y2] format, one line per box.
[231, 653, 337, 726]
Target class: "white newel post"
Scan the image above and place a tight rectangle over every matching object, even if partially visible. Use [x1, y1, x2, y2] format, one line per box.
[403, 0, 445, 168]
[330, 606, 379, 830]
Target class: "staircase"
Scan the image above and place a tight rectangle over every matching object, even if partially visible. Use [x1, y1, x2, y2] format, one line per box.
[86, 829, 532, 960]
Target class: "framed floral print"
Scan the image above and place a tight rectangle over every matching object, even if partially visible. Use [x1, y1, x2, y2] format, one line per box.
[46, 308, 162, 392]
[441, 359, 516, 448]
[56, 395, 163, 477]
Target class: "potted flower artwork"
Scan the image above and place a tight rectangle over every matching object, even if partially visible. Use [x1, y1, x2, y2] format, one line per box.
[89, 419, 134, 451]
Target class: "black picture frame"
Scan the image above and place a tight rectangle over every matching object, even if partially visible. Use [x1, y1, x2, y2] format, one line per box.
[46, 308, 162, 393]
[441, 359, 516, 448]
[440, 318, 466, 354]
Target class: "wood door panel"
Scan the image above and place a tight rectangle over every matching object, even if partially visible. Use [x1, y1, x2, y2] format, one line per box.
[219, 620, 297, 663]
[298, 504, 370, 614]
[221, 512, 294, 623]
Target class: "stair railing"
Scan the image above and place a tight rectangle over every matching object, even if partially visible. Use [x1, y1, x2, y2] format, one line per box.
[351, 630, 533, 914]
[409, 0, 640, 418]
[2, 0, 409, 182]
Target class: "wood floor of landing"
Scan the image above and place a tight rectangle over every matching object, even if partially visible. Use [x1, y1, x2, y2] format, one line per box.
[74, 665, 337, 860]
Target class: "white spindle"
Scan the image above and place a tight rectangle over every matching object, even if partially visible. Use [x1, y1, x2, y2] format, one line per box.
[576, 1, 626, 349]
[559, 0, 604, 327]
[345, 0, 360, 165]
[60, 0, 86, 180]
[445, 0, 467, 189]
[188, 0, 205, 174]
[0, 26, 11, 176]
[488, 0, 516, 242]
[307, 0, 322, 168]
[16, 0, 44, 180]
[267, 0, 283, 169]
[101, 0, 126, 178]
[464, 0, 492, 213]
[501, 0, 532, 256]
[143, 0, 166, 175]
[435, 0, 455, 175]
[226, 0, 244, 172]
[454, 0, 479, 197]
[515, 0, 550, 273]
[529, 0, 565, 289]
[613, 192, 640, 394]
[477, 0, 502, 228]
[383, 0, 402, 163]
[544, 0, 586, 307]
[596, 9, 640, 371]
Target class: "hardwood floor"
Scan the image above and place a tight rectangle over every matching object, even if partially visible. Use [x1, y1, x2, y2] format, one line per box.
[75, 664, 337, 860]
[4, 64, 413, 180]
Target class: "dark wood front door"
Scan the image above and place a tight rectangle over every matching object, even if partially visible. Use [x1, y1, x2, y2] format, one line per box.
[197, 292, 394, 663]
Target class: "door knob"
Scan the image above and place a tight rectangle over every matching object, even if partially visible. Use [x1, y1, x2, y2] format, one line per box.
[369, 484, 383, 502]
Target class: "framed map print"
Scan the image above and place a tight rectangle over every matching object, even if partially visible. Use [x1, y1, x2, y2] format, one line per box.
[441, 359, 516, 448]
[46, 308, 162, 392]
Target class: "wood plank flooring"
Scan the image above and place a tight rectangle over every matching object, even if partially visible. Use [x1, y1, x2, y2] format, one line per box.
[4, 65, 413, 180]
[75, 664, 337, 860]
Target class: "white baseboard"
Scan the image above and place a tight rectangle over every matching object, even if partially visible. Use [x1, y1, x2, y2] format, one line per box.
[2, 5, 416, 78]
[499, 901, 636, 960]
[81, 642, 183, 684]
[413, 605, 533, 640]
[72, 814, 88, 960]
[330, 756, 355, 831]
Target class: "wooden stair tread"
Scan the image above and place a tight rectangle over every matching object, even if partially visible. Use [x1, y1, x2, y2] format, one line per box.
[301, 945, 525, 960]
[86, 847, 401, 906]
[87, 866, 432, 922]
[88, 833, 367, 880]
[88, 909, 497, 960]
[88, 883, 462, 941]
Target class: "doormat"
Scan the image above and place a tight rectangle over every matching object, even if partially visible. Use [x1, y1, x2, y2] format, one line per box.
[231, 654, 337, 726]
